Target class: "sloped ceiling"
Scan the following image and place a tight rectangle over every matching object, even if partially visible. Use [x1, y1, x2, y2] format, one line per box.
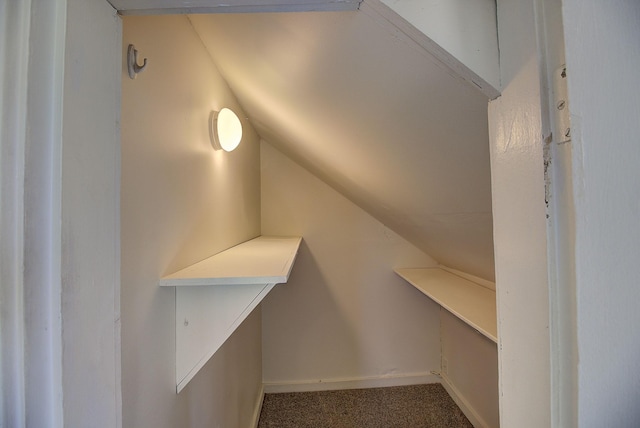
[189, 8, 495, 280]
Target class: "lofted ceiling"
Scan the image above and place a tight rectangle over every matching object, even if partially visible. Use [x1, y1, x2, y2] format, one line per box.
[188, 6, 495, 280]
[114, 0, 499, 280]
[109, 0, 499, 280]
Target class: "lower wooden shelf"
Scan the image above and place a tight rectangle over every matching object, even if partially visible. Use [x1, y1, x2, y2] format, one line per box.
[394, 267, 497, 343]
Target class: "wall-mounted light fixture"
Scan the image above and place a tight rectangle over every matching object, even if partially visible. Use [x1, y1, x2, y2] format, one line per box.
[210, 108, 242, 152]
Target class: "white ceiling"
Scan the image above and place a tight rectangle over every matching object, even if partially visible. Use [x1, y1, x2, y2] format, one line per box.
[189, 8, 495, 280]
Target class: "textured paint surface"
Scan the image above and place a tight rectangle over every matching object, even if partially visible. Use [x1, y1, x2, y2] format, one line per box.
[261, 141, 441, 386]
[562, 1, 640, 426]
[190, 11, 495, 281]
[121, 15, 262, 428]
[2, 1, 68, 426]
[61, 1, 121, 426]
[488, 0, 550, 425]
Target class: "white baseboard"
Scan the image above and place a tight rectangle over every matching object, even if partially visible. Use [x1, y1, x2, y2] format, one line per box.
[440, 373, 491, 428]
[251, 383, 265, 428]
[263, 372, 440, 393]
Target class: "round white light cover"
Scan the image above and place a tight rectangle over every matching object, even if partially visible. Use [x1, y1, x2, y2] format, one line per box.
[211, 108, 242, 152]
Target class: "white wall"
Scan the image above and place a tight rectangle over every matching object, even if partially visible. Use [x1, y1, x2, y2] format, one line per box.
[121, 15, 262, 428]
[61, 1, 122, 426]
[2, 1, 123, 425]
[441, 311, 499, 428]
[536, 0, 576, 424]
[260, 141, 441, 388]
[561, 1, 640, 426]
[489, 0, 551, 426]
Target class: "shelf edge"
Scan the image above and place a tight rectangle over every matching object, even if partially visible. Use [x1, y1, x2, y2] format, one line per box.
[159, 235, 302, 287]
[394, 267, 497, 343]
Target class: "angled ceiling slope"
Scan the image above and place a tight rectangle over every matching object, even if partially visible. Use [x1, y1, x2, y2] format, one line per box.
[113, 0, 500, 281]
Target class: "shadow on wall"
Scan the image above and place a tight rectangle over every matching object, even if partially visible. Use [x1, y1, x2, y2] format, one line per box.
[262, 241, 361, 381]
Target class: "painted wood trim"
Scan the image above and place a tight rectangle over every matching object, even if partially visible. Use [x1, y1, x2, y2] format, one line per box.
[1, 3, 30, 426]
[374, 0, 500, 94]
[361, 0, 500, 100]
[109, 0, 361, 15]
[394, 267, 497, 343]
[159, 236, 302, 287]
[251, 384, 265, 428]
[440, 373, 492, 428]
[263, 373, 440, 393]
[60, 2, 122, 426]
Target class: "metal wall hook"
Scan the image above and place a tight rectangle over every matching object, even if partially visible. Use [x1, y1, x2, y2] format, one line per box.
[127, 44, 147, 79]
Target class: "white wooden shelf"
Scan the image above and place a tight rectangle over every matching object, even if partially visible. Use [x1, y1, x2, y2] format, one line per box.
[159, 236, 302, 287]
[395, 267, 497, 343]
[159, 236, 302, 393]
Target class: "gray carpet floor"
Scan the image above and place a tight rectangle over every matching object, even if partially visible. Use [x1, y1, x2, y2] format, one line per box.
[257, 383, 473, 428]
